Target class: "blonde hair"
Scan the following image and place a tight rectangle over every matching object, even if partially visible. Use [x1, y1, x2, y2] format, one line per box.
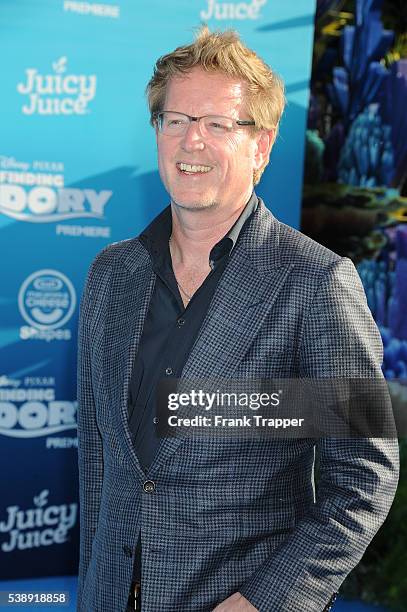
[146, 26, 286, 185]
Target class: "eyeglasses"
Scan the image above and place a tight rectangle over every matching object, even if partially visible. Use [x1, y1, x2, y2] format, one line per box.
[153, 111, 256, 138]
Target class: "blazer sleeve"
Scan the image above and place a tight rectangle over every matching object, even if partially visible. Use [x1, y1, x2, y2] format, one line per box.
[76, 250, 111, 609]
[238, 257, 399, 612]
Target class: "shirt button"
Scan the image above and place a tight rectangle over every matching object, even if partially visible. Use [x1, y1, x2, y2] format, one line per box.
[165, 367, 173, 376]
[177, 318, 185, 327]
[143, 480, 156, 493]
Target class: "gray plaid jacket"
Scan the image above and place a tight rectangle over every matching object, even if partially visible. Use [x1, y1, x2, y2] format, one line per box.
[77, 199, 399, 612]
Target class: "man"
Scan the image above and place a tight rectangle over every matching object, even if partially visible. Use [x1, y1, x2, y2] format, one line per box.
[77, 27, 399, 612]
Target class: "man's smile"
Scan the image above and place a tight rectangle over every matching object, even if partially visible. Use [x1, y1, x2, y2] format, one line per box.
[176, 162, 213, 175]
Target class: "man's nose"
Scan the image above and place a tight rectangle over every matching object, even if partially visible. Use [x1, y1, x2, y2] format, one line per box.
[181, 120, 205, 151]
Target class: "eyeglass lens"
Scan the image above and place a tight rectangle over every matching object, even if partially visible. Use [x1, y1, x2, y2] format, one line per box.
[158, 112, 235, 136]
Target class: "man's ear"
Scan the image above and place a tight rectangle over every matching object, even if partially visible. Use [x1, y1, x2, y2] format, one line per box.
[253, 129, 275, 171]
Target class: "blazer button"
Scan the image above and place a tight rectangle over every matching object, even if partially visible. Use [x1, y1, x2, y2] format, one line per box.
[122, 545, 133, 558]
[143, 480, 156, 493]
[165, 367, 173, 376]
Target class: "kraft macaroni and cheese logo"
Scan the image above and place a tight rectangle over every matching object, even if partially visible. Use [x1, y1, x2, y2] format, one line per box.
[200, 0, 266, 19]
[17, 56, 97, 115]
[18, 270, 76, 343]
[18, 270, 76, 331]
[0, 490, 77, 552]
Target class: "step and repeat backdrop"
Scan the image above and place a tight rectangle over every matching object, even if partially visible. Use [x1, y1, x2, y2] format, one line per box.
[0, 0, 316, 578]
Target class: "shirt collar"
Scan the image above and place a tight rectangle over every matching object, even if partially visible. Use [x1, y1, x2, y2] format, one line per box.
[209, 191, 258, 265]
[139, 191, 258, 268]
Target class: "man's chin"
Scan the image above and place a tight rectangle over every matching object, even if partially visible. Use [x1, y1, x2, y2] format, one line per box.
[171, 197, 218, 211]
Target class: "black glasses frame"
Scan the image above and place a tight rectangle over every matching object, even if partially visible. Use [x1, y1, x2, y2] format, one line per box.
[152, 111, 256, 130]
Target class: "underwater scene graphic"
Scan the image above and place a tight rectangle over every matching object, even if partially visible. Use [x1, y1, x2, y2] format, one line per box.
[301, 1, 407, 609]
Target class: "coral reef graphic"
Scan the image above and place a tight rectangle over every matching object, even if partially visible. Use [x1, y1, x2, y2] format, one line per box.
[302, 3, 407, 604]
[303, 0, 407, 379]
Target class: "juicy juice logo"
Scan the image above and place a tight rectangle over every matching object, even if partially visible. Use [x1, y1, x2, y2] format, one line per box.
[200, 0, 266, 19]
[0, 490, 77, 552]
[17, 57, 97, 115]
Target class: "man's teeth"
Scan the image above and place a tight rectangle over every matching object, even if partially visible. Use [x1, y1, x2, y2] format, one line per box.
[179, 163, 212, 173]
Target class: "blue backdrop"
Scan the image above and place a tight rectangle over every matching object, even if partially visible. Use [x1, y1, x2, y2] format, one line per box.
[0, 0, 316, 578]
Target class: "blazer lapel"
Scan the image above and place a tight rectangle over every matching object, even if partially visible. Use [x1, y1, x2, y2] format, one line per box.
[104, 240, 155, 476]
[182, 252, 293, 380]
[149, 200, 294, 474]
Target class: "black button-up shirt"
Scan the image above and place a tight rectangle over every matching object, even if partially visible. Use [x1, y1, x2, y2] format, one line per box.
[128, 192, 258, 582]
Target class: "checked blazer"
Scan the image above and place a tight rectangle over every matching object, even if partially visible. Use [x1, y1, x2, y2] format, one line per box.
[77, 198, 399, 612]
